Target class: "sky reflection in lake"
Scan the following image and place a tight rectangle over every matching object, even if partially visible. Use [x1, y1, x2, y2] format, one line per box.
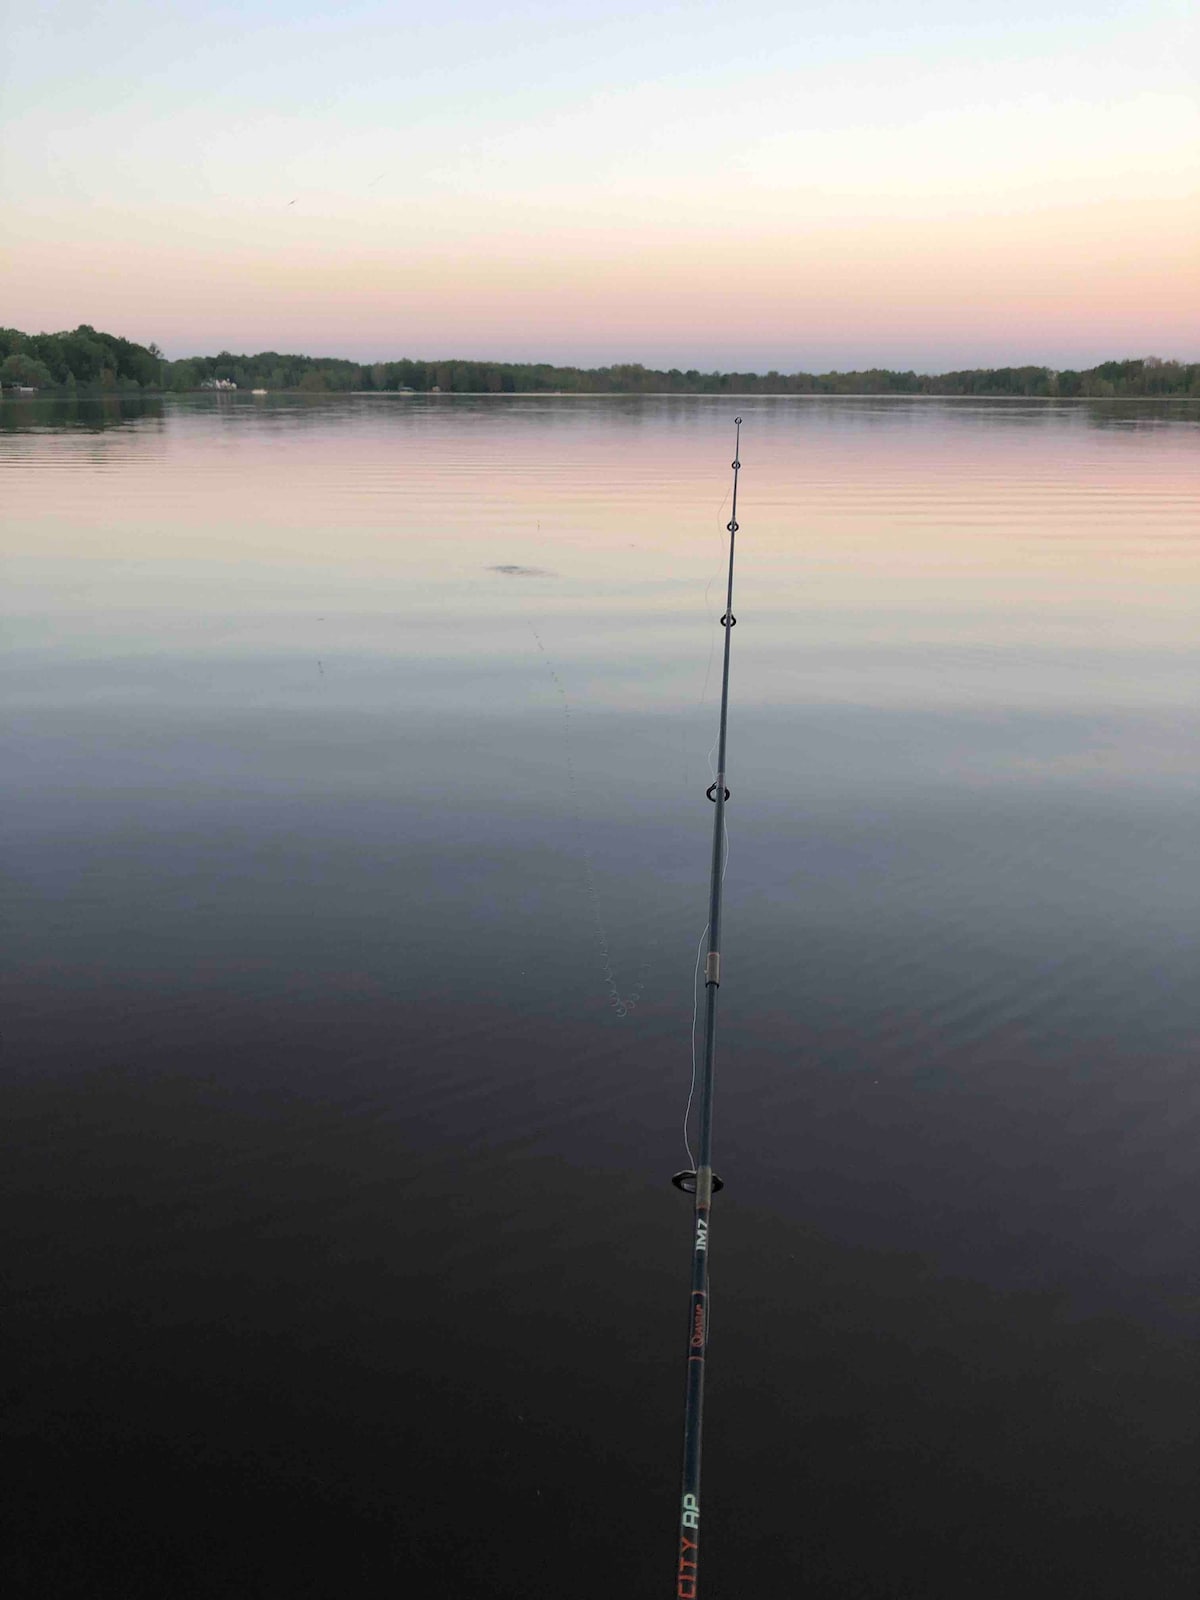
[4, 394, 1200, 1598]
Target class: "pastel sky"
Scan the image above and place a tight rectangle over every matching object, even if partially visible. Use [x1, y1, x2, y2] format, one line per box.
[3, 0, 1197, 370]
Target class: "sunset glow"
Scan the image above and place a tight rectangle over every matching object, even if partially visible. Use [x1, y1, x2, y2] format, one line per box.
[4, 0, 1197, 369]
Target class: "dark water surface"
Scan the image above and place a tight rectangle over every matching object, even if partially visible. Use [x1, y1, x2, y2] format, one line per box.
[4, 393, 1199, 1596]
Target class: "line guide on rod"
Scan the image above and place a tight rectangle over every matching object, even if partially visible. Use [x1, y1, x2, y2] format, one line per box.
[671, 417, 743, 1600]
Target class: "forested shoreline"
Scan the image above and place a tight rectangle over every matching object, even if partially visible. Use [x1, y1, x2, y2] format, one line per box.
[2, 323, 1197, 398]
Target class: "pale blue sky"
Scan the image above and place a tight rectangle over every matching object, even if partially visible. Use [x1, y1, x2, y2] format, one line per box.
[3, 0, 1196, 367]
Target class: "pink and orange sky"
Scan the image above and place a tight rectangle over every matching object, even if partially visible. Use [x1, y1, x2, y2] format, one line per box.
[3, 0, 1197, 370]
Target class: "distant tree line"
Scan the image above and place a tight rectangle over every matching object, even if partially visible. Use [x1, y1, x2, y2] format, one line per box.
[0, 324, 164, 390]
[2, 324, 1197, 397]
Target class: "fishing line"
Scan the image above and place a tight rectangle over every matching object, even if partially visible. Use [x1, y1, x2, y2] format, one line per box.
[683, 923, 707, 1172]
[683, 728, 731, 1170]
[529, 624, 647, 1019]
[683, 814, 729, 1171]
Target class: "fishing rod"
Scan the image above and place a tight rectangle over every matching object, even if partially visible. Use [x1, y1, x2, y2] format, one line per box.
[672, 417, 742, 1600]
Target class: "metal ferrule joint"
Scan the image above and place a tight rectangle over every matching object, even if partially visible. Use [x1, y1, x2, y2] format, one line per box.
[704, 951, 720, 986]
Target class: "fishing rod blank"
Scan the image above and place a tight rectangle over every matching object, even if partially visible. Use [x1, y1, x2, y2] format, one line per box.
[672, 417, 742, 1600]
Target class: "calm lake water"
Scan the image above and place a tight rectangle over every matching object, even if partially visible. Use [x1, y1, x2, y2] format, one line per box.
[4, 392, 1199, 1597]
